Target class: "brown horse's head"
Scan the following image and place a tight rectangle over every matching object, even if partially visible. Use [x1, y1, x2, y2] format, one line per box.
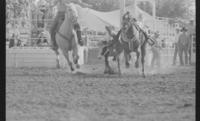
[102, 29, 123, 57]
[122, 20, 135, 40]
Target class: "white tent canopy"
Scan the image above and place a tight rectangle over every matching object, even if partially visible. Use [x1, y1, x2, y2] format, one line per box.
[76, 5, 111, 31]
[74, 4, 156, 32]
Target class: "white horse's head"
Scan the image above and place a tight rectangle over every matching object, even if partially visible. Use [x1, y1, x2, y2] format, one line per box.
[65, 4, 78, 26]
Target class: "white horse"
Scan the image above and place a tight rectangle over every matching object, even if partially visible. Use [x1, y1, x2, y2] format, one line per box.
[53, 6, 80, 71]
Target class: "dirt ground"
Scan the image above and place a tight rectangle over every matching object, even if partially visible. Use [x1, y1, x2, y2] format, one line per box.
[6, 64, 195, 121]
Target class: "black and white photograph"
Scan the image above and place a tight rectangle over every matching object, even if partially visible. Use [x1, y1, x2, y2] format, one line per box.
[6, 0, 195, 121]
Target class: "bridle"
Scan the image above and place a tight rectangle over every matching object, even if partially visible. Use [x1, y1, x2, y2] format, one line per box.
[57, 6, 77, 42]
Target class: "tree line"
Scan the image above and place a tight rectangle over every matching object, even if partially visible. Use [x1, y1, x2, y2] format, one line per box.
[6, 0, 195, 21]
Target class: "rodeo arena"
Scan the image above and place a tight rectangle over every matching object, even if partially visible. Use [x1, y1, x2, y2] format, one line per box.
[6, 0, 196, 121]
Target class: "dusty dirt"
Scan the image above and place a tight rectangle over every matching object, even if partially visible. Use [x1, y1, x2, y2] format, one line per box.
[6, 64, 195, 121]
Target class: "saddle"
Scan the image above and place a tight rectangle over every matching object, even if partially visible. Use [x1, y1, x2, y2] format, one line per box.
[122, 24, 138, 51]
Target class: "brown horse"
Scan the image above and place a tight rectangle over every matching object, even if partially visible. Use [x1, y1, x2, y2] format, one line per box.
[52, 6, 80, 71]
[102, 20, 153, 77]
[101, 29, 123, 76]
[121, 20, 149, 77]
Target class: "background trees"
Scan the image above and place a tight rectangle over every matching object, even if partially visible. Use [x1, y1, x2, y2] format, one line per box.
[6, 0, 195, 21]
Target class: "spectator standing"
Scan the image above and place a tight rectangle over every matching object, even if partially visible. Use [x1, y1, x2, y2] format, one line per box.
[173, 29, 181, 65]
[151, 31, 162, 68]
[178, 27, 190, 66]
[187, 21, 195, 65]
[9, 34, 15, 48]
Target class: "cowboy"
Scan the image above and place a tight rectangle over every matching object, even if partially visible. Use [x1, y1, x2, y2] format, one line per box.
[122, 11, 132, 26]
[172, 28, 181, 65]
[50, 0, 92, 50]
[151, 31, 162, 68]
[187, 21, 195, 65]
[121, 12, 136, 51]
[178, 27, 190, 66]
[98, 26, 116, 60]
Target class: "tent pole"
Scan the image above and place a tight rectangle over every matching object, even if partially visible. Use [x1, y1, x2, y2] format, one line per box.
[119, 0, 125, 28]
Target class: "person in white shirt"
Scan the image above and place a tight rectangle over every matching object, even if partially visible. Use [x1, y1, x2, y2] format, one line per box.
[151, 31, 162, 68]
[172, 28, 181, 65]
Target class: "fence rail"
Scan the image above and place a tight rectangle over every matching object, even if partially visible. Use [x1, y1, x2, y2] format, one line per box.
[6, 46, 195, 68]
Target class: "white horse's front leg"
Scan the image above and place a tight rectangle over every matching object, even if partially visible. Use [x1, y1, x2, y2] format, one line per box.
[63, 52, 74, 72]
[53, 49, 60, 69]
[72, 34, 80, 69]
[56, 54, 60, 69]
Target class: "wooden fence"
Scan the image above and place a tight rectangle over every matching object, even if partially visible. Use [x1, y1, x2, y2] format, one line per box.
[6, 46, 195, 68]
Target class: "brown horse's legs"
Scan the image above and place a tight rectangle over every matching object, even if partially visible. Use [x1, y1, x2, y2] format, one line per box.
[135, 50, 140, 68]
[104, 55, 108, 73]
[141, 44, 146, 78]
[117, 56, 121, 76]
[124, 51, 130, 68]
[104, 55, 109, 74]
[104, 55, 114, 74]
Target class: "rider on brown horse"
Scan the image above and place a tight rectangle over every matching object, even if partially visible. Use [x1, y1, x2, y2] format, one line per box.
[50, 0, 92, 51]
[121, 12, 152, 51]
